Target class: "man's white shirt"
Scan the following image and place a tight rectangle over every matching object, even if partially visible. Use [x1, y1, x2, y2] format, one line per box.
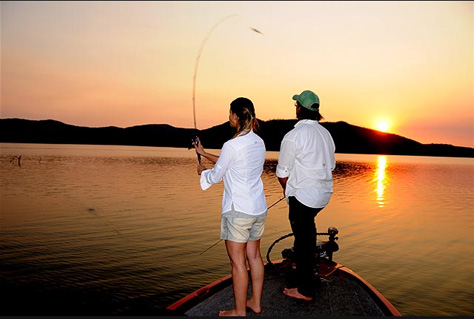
[276, 120, 336, 208]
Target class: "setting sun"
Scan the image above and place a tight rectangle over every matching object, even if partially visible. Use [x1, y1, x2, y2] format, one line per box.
[376, 121, 390, 132]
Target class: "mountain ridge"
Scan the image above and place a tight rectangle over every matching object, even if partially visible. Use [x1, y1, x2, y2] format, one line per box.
[0, 118, 473, 158]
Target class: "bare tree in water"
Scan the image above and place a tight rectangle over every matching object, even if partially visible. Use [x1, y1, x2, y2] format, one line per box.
[10, 156, 22, 167]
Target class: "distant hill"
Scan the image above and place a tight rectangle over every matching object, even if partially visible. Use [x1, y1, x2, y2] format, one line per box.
[0, 118, 473, 158]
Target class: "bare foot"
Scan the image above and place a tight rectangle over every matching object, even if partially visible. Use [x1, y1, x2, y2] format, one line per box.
[246, 298, 261, 314]
[219, 309, 246, 316]
[283, 287, 313, 301]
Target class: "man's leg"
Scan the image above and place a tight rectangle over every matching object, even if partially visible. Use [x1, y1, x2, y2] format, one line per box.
[285, 197, 322, 300]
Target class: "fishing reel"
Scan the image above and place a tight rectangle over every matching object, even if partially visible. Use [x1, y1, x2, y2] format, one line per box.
[188, 136, 199, 149]
[324, 227, 339, 261]
[189, 136, 201, 164]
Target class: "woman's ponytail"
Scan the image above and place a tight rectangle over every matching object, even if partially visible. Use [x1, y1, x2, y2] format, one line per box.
[230, 97, 258, 138]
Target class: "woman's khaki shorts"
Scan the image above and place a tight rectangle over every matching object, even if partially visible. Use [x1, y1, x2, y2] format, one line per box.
[221, 210, 267, 243]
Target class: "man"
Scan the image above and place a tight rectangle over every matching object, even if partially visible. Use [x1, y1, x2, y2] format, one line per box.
[276, 89, 336, 301]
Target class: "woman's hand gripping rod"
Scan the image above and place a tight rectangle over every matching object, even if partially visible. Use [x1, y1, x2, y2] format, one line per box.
[192, 136, 202, 164]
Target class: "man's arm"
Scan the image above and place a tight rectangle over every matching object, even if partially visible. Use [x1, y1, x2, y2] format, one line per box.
[276, 138, 295, 198]
[278, 177, 288, 198]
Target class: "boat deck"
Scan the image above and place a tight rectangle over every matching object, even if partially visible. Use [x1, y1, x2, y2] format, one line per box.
[184, 259, 386, 316]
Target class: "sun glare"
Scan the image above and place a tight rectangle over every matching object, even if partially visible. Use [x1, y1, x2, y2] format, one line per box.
[376, 121, 390, 132]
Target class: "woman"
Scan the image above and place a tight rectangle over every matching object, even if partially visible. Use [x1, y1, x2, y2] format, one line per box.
[193, 97, 267, 316]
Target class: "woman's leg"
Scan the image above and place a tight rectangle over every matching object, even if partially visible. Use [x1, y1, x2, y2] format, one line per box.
[219, 240, 248, 317]
[246, 239, 264, 313]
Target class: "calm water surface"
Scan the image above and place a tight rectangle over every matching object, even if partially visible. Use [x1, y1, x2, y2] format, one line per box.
[1, 143, 473, 316]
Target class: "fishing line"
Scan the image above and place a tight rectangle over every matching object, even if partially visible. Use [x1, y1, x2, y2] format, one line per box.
[61, 191, 130, 242]
[199, 196, 286, 255]
[85, 207, 128, 242]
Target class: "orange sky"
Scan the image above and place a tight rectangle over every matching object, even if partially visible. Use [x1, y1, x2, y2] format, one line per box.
[1, 1, 473, 148]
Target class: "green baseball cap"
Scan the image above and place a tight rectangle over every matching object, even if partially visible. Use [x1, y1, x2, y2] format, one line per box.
[292, 90, 320, 111]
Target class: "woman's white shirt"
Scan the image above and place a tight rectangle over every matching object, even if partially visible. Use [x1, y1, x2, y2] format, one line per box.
[200, 130, 267, 215]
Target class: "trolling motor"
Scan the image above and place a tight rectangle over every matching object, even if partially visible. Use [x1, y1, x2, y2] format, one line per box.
[322, 227, 339, 261]
[277, 226, 339, 264]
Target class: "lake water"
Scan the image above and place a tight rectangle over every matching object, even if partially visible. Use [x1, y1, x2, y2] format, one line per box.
[1, 143, 473, 316]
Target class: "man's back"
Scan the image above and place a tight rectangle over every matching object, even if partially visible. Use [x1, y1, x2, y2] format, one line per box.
[277, 119, 335, 208]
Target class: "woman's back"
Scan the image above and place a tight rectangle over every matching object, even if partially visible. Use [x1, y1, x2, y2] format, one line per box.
[221, 130, 266, 215]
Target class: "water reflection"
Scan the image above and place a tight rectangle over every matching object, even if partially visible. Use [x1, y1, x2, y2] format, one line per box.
[333, 161, 371, 180]
[375, 156, 387, 207]
[2, 145, 474, 316]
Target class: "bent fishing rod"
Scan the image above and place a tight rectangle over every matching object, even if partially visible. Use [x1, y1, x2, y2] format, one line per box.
[199, 196, 286, 255]
[190, 15, 263, 165]
[190, 14, 237, 165]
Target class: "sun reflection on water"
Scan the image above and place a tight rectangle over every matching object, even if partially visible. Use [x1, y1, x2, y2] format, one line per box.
[375, 156, 387, 207]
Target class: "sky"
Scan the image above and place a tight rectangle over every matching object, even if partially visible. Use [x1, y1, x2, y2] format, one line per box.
[1, 1, 473, 148]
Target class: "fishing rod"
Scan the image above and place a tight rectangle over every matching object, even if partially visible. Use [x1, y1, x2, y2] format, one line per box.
[191, 14, 237, 165]
[199, 196, 286, 255]
[190, 15, 263, 164]
[192, 14, 238, 131]
[267, 196, 285, 210]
